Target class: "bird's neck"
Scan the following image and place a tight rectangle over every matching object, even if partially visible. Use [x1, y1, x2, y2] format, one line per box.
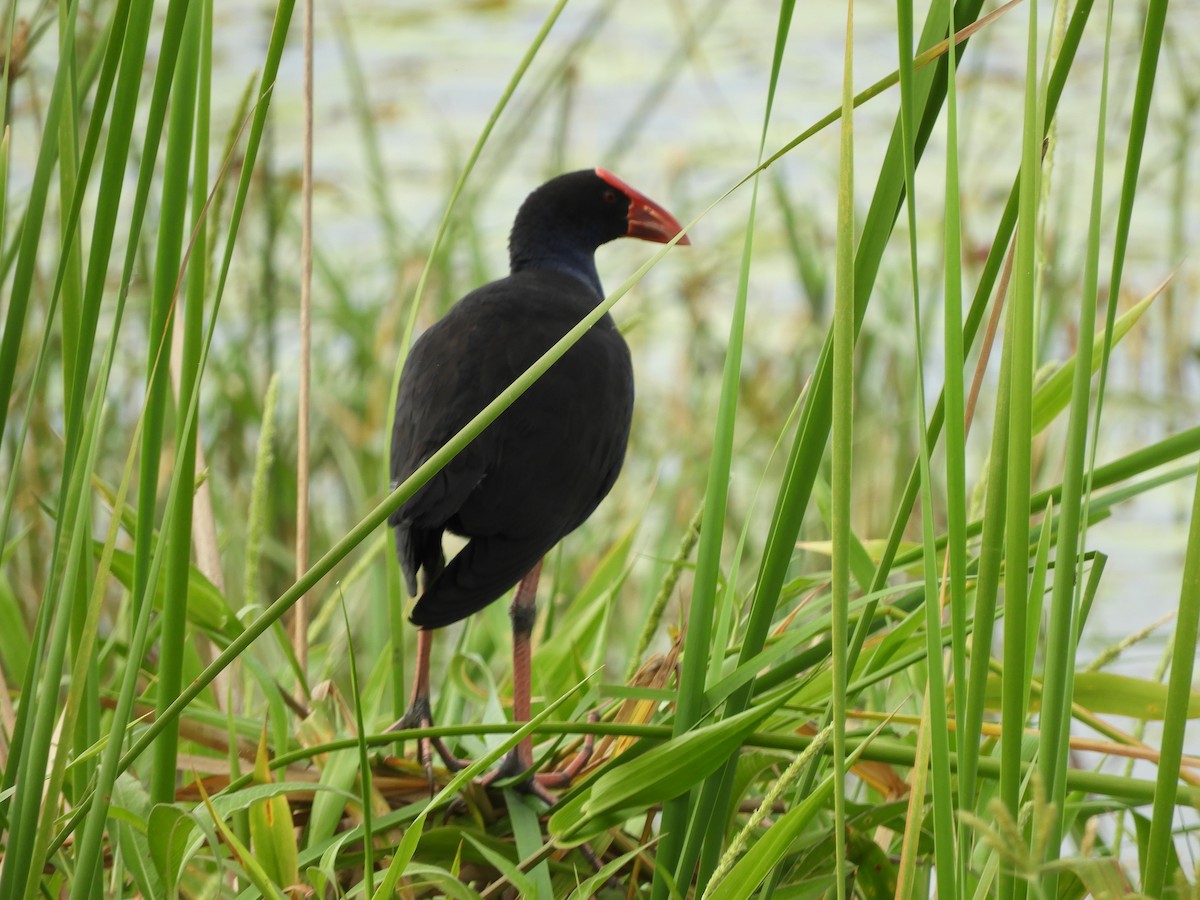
[509, 243, 605, 300]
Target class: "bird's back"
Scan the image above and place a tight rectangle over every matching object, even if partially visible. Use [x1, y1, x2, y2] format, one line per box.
[390, 270, 633, 627]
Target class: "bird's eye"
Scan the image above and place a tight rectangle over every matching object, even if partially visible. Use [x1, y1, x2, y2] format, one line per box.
[603, 189, 618, 204]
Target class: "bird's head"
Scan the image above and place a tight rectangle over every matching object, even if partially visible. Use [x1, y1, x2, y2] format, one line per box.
[594, 167, 691, 246]
[508, 169, 690, 282]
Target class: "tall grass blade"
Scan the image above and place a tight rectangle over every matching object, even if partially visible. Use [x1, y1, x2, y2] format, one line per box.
[294, 0, 316, 676]
[1128, 9, 1188, 887]
[1036, 0, 1115, 889]
[829, 2, 856, 897]
[0, 0, 77, 442]
[661, 3, 793, 892]
[901, 0, 958, 889]
[997, 1, 1043, 895]
[940, 0, 968, 749]
[53, 9, 99, 828]
[149, 0, 203, 806]
[937, 0, 972, 886]
[1143, 471, 1200, 892]
[895, 0, 960, 889]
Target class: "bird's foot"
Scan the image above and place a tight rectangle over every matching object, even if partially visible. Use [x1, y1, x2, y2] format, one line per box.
[387, 697, 469, 795]
[479, 713, 599, 805]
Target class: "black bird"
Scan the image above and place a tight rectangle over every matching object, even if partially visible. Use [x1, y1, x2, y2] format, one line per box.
[389, 168, 689, 792]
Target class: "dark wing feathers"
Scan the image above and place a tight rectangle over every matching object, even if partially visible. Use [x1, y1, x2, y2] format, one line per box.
[389, 270, 633, 627]
[393, 524, 444, 597]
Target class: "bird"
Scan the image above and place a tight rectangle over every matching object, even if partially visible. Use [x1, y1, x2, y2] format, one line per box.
[388, 168, 689, 796]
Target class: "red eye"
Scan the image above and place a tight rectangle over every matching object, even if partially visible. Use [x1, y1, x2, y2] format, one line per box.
[603, 189, 617, 204]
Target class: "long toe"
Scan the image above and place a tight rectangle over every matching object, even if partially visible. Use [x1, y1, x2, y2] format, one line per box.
[476, 745, 529, 791]
[429, 736, 470, 773]
[524, 777, 565, 807]
[535, 714, 598, 790]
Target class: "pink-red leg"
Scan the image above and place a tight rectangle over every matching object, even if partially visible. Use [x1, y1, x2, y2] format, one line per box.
[509, 560, 542, 773]
[481, 562, 595, 803]
[478, 561, 542, 788]
[388, 627, 467, 791]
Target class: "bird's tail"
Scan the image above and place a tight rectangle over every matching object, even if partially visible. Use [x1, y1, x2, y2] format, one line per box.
[393, 523, 445, 598]
[410, 536, 545, 629]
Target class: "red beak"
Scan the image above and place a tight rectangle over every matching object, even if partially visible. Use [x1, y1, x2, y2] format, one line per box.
[596, 167, 691, 246]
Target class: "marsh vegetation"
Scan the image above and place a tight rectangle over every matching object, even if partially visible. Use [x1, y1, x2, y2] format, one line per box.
[1, 0, 1198, 896]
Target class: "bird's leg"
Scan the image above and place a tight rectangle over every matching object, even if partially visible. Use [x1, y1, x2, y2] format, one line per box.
[477, 562, 594, 805]
[508, 559, 542, 770]
[388, 627, 468, 790]
[478, 560, 542, 790]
